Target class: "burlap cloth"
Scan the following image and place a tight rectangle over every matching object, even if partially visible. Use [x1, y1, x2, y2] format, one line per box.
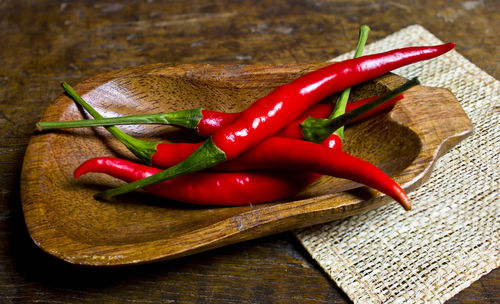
[294, 25, 499, 304]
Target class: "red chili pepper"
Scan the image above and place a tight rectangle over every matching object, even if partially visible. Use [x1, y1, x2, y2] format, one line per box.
[37, 92, 402, 170]
[76, 130, 342, 206]
[211, 44, 453, 159]
[145, 135, 411, 210]
[74, 157, 318, 205]
[66, 43, 454, 199]
[213, 137, 410, 210]
[149, 126, 410, 209]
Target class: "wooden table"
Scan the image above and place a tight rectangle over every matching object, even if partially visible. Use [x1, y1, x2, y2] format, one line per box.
[1, 1, 498, 302]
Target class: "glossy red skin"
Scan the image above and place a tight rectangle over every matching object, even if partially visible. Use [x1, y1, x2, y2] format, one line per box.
[214, 137, 410, 210]
[152, 142, 200, 168]
[197, 110, 239, 137]
[74, 157, 317, 205]
[210, 44, 455, 159]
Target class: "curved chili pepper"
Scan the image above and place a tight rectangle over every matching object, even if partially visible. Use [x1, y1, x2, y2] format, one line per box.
[37, 92, 401, 169]
[213, 136, 410, 210]
[76, 43, 454, 199]
[77, 133, 342, 205]
[211, 44, 453, 159]
[74, 157, 318, 205]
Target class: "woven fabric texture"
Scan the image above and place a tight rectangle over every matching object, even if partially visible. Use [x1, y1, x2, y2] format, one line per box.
[295, 25, 499, 304]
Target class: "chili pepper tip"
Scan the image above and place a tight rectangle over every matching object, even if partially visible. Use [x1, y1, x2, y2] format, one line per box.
[395, 187, 411, 211]
[401, 197, 411, 211]
[74, 166, 85, 179]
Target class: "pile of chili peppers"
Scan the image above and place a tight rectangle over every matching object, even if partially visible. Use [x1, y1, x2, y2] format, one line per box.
[39, 26, 455, 211]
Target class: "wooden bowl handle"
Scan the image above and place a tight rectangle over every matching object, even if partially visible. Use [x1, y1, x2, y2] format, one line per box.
[379, 74, 473, 191]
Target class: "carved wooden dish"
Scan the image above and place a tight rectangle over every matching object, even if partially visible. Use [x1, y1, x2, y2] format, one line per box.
[21, 63, 472, 266]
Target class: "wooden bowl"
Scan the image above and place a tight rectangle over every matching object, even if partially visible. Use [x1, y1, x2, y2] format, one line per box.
[21, 63, 472, 266]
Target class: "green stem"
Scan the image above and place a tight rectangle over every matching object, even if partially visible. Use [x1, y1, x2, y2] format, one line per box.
[61, 82, 159, 165]
[36, 108, 204, 131]
[329, 25, 370, 141]
[95, 138, 227, 199]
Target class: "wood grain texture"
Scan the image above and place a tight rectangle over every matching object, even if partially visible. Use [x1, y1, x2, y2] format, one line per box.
[1, 0, 498, 303]
[22, 69, 472, 266]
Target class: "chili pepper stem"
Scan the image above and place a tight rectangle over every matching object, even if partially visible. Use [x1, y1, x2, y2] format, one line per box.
[94, 138, 227, 200]
[61, 82, 159, 165]
[329, 77, 420, 131]
[301, 77, 420, 143]
[329, 25, 370, 141]
[36, 108, 205, 131]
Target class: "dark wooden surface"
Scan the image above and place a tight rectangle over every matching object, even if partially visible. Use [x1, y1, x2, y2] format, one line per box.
[1, 0, 498, 303]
